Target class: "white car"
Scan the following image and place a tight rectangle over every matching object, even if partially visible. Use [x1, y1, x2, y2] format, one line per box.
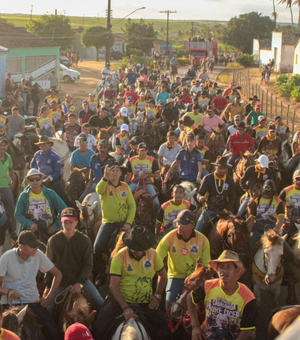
[60, 64, 80, 83]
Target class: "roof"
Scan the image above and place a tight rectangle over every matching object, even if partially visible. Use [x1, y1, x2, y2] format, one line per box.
[0, 23, 59, 48]
[259, 39, 271, 50]
[282, 32, 300, 46]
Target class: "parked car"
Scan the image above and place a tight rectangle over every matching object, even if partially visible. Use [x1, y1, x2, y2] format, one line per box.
[110, 51, 123, 60]
[60, 64, 80, 83]
[60, 56, 72, 68]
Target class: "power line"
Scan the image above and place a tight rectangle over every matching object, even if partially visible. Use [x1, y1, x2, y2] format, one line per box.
[159, 10, 176, 56]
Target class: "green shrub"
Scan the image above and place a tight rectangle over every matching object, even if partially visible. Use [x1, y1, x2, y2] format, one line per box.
[177, 57, 189, 66]
[275, 75, 289, 85]
[291, 86, 300, 101]
[276, 82, 293, 95]
[236, 54, 255, 67]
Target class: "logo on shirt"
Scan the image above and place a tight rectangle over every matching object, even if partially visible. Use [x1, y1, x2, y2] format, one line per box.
[109, 190, 113, 196]
[171, 245, 177, 253]
[181, 248, 189, 256]
[190, 245, 199, 254]
[223, 183, 229, 190]
[144, 259, 152, 269]
[120, 191, 127, 198]
[127, 263, 133, 272]
[263, 174, 268, 180]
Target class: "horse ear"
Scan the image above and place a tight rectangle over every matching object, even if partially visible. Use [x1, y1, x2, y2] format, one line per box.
[75, 200, 82, 211]
[282, 234, 288, 241]
[16, 305, 28, 325]
[79, 167, 88, 173]
[85, 310, 97, 326]
[91, 201, 98, 211]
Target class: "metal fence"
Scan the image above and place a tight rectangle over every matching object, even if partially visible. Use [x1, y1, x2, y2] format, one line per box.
[232, 69, 298, 136]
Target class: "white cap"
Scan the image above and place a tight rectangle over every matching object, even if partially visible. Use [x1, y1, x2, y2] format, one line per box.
[257, 155, 269, 168]
[121, 124, 129, 132]
[120, 107, 128, 117]
[26, 168, 45, 178]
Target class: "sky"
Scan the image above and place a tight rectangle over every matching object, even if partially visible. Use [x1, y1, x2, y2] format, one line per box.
[0, 0, 297, 23]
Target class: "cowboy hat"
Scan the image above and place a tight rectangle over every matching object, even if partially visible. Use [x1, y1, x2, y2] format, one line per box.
[25, 168, 45, 179]
[35, 136, 54, 146]
[209, 250, 245, 279]
[122, 225, 156, 251]
[211, 155, 232, 168]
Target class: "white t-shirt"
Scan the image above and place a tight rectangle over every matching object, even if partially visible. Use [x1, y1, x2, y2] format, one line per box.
[74, 134, 97, 150]
[158, 143, 182, 165]
[191, 86, 201, 94]
[228, 125, 238, 135]
[0, 248, 54, 304]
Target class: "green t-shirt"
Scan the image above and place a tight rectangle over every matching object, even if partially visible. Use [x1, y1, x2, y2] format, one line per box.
[0, 153, 12, 188]
[110, 247, 164, 303]
[247, 110, 265, 127]
[183, 112, 204, 127]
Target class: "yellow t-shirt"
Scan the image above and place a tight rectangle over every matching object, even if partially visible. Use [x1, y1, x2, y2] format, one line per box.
[157, 229, 211, 279]
[126, 105, 136, 119]
[36, 116, 54, 131]
[49, 110, 62, 124]
[28, 190, 53, 227]
[183, 112, 204, 127]
[110, 247, 164, 303]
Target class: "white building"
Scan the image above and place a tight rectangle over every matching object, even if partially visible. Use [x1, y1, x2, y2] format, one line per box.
[293, 39, 300, 75]
[253, 38, 272, 67]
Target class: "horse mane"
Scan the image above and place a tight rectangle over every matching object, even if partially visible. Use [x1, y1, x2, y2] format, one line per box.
[70, 295, 90, 321]
[2, 312, 18, 335]
[185, 257, 208, 286]
[160, 164, 171, 177]
[81, 205, 89, 221]
[262, 229, 283, 248]
[243, 150, 252, 157]
[123, 324, 138, 340]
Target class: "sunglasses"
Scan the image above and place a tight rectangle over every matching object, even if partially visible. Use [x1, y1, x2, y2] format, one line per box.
[79, 140, 87, 144]
[28, 177, 41, 182]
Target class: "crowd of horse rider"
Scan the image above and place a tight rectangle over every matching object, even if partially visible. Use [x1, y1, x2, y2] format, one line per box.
[0, 60, 300, 340]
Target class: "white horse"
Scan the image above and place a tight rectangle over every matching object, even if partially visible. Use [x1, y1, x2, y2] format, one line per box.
[180, 181, 198, 207]
[111, 318, 151, 340]
[252, 229, 287, 306]
[50, 138, 72, 182]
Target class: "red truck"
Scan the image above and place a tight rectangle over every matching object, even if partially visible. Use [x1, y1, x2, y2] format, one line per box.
[184, 39, 218, 65]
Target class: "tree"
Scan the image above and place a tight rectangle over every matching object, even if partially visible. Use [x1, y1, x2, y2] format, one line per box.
[271, 0, 278, 26]
[81, 26, 114, 61]
[278, 0, 294, 29]
[122, 19, 157, 56]
[26, 15, 75, 50]
[220, 12, 276, 53]
[293, 0, 300, 29]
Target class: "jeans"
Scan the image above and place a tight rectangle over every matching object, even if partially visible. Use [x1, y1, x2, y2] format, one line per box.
[129, 182, 160, 218]
[174, 127, 181, 137]
[227, 154, 239, 166]
[32, 94, 40, 116]
[159, 122, 169, 135]
[237, 196, 250, 218]
[286, 154, 300, 176]
[48, 178, 70, 205]
[48, 280, 104, 315]
[39, 129, 53, 137]
[0, 187, 16, 231]
[195, 209, 218, 236]
[79, 182, 97, 202]
[165, 278, 185, 311]
[250, 221, 275, 248]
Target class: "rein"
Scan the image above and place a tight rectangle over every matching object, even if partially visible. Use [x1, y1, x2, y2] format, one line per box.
[54, 285, 73, 329]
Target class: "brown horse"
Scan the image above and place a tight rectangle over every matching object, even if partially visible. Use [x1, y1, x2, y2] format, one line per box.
[97, 128, 112, 142]
[160, 164, 179, 201]
[205, 129, 226, 159]
[169, 260, 214, 335]
[134, 190, 157, 233]
[207, 213, 250, 265]
[66, 168, 88, 205]
[267, 305, 300, 340]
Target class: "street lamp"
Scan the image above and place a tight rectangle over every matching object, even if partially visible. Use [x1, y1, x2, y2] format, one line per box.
[105, 6, 146, 68]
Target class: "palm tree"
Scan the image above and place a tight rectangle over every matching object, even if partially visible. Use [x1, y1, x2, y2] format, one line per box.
[278, 0, 294, 29]
[272, 0, 278, 26]
[293, 0, 300, 29]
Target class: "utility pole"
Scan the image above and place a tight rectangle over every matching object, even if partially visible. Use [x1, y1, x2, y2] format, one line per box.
[105, 0, 112, 67]
[160, 10, 176, 57]
[30, 5, 33, 21]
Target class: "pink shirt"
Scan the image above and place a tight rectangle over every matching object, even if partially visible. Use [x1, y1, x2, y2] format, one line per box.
[200, 114, 224, 132]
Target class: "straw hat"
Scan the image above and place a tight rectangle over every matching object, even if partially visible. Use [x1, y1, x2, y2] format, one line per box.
[209, 250, 245, 279]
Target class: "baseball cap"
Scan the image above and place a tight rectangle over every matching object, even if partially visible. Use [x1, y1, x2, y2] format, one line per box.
[88, 93, 95, 97]
[255, 104, 261, 109]
[256, 155, 269, 168]
[129, 136, 143, 145]
[98, 139, 108, 146]
[137, 142, 148, 150]
[234, 115, 241, 121]
[269, 124, 276, 131]
[82, 100, 89, 105]
[120, 107, 128, 117]
[175, 210, 196, 226]
[148, 99, 155, 105]
[64, 323, 93, 340]
[293, 170, 300, 179]
[121, 124, 129, 132]
[18, 231, 41, 248]
[78, 133, 87, 140]
[258, 115, 266, 122]
[61, 208, 78, 222]
[275, 115, 281, 121]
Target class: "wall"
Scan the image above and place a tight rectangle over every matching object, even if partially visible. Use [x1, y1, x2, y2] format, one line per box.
[253, 39, 260, 64]
[281, 45, 295, 73]
[6, 46, 60, 90]
[294, 43, 300, 75]
[260, 49, 273, 67]
[0, 51, 8, 98]
[271, 32, 283, 71]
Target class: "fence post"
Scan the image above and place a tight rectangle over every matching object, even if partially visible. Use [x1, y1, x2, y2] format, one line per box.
[281, 101, 283, 117]
[266, 90, 269, 116]
[252, 84, 254, 97]
[292, 110, 297, 136]
[261, 90, 264, 113]
[275, 97, 278, 116]
[255, 83, 258, 96]
[287, 105, 290, 123]
[270, 93, 273, 119]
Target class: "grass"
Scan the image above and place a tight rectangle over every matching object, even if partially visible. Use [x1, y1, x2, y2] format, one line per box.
[217, 68, 234, 84]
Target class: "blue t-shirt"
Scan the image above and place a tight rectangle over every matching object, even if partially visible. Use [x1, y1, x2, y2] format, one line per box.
[30, 150, 61, 181]
[70, 149, 95, 169]
[89, 154, 114, 184]
[176, 148, 203, 181]
[156, 92, 170, 104]
[125, 73, 138, 85]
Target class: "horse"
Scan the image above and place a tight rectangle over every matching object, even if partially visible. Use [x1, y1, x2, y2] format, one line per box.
[134, 190, 157, 233]
[76, 192, 102, 243]
[286, 232, 300, 304]
[112, 318, 151, 340]
[160, 164, 179, 202]
[180, 181, 198, 207]
[207, 213, 250, 266]
[50, 138, 72, 182]
[66, 168, 87, 206]
[205, 129, 226, 159]
[169, 261, 213, 337]
[3, 305, 45, 340]
[97, 128, 112, 142]
[267, 305, 300, 340]
[252, 229, 287, 306]
[170, 64, 178, 81]
[14, 132, 39, 163]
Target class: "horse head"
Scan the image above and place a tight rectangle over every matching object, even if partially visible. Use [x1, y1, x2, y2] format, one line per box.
[97, 129, 111, 141]
[66, 168, 87, 204]
[262, 230, 287, 285]
[76, 199, 98, 235]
